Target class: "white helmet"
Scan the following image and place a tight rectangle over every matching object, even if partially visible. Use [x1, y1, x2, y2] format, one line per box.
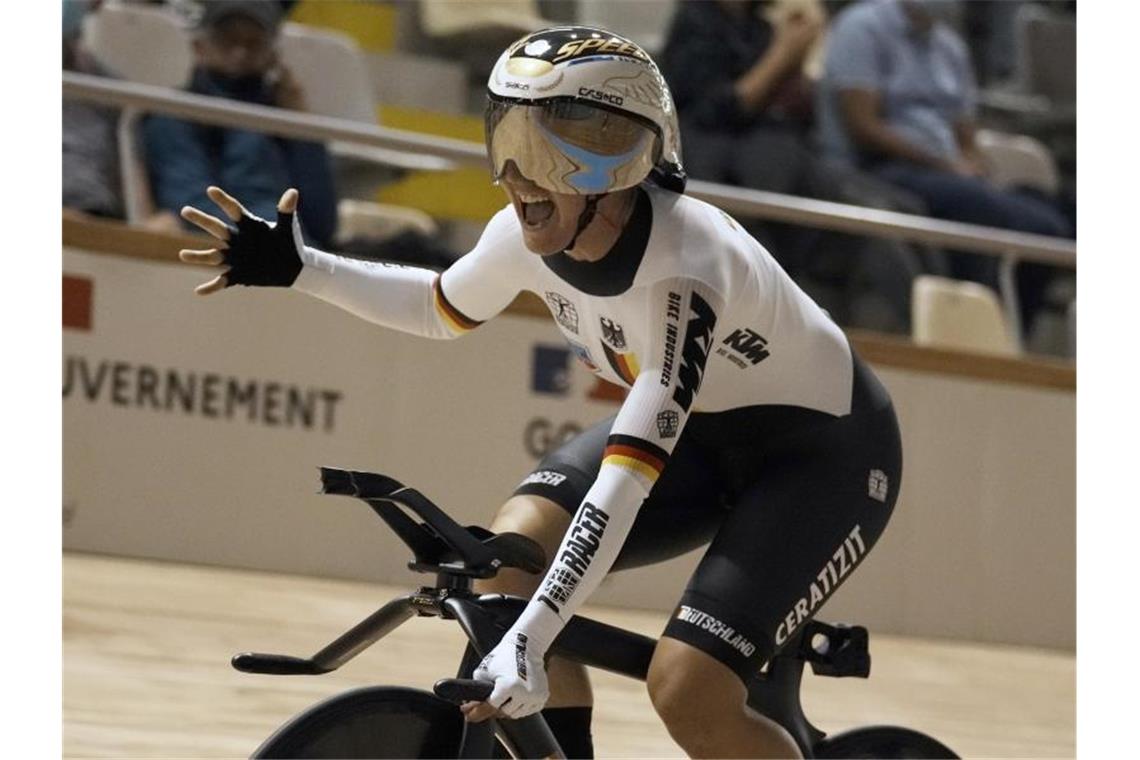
[485, 26, 685, 196]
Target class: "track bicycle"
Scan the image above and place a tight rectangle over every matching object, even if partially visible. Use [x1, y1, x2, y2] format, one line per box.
[234, 467, 958, 759]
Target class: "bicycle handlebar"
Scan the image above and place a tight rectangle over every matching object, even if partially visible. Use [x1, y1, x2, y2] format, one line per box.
[318, 467, 546, 575]
[434, 678, 494, 705]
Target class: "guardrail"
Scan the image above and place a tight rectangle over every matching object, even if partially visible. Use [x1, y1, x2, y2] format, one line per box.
[63, 73, 1076, 267]
[63, 72, 1077, 343]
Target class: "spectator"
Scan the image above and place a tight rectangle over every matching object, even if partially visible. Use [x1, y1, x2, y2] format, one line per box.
[816, 0, 1072, 328]
[63, 0, 124, 219]
[661, 0, 932, 332]
[142, 0, 337, 247]
[662, 1, 823, 204]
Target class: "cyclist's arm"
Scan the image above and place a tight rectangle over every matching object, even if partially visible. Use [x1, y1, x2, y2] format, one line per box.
[293, 208, 522, 340]
[512, 277, 724, 650]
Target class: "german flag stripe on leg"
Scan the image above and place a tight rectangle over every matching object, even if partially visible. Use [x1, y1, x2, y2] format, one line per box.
[432, 276, 483, 334]
[603, 434, 668, 483]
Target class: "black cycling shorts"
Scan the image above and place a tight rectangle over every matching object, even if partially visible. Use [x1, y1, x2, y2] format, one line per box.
[513, 356, 901, 682]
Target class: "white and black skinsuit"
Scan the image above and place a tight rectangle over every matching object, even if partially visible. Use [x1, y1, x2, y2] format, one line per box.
[294, 183, 900, 678]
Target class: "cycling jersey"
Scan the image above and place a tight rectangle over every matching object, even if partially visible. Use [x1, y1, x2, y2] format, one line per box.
[293, 184, 863, 664]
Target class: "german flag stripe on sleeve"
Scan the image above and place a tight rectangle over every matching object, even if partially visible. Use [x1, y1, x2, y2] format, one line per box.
[602, 345, 640, 386]
[603, 434, 668, 482]
[432, 277, 483, 334]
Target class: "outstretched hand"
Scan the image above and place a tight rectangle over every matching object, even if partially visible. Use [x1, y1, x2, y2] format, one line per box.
[178, 186, 303, 295]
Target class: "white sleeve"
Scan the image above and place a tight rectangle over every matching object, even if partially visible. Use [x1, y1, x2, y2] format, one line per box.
[509, 277, 725, 652]
[292, 207, 523, 339]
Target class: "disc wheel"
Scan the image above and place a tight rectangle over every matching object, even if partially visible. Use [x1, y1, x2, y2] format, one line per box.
[814, 726, 958, 759]
[252, 686, 467, 759]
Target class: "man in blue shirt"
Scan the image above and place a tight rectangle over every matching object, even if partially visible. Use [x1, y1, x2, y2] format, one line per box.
[143, 1, 337, 247]
[661, 1, 933, 334]
[816, 0, 1070, 326]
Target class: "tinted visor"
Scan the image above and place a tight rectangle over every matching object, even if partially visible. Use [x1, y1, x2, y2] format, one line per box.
[485, 98, 660, 194]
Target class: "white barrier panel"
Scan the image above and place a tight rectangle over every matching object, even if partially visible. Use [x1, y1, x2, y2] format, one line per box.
[63, 248, 1074, 649]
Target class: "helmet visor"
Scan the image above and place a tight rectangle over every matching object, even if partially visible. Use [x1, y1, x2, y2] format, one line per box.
[485, 99, 660, 194]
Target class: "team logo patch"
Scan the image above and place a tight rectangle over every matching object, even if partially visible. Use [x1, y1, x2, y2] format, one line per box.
[672, 292, 717, 412]
[656, 410, 679, 438]
[520, 470, 568, 488]
[599, 317, 627, 350]
[546, 291, 579, 333]
[674, 605, 756, 659]
[542, 567, 580, 605]
[868, 470, 889, 503]
[776, 525, 867, 646]
[514, 632, 529, 681]
[716, 328, 770, 368]
[568, 341, 599, 371]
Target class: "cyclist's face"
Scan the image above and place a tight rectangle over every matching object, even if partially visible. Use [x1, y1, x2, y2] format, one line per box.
[499, 161, 590, 256]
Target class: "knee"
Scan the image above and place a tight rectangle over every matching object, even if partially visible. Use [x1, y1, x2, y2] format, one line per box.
[647, 663, 705, 742]
[474, 495, 570, 597]
[647, 654, 735, 747]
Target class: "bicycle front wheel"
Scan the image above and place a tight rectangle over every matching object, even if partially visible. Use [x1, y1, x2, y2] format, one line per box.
[814, 725, 958, 759]
[252, 686, 468, 759]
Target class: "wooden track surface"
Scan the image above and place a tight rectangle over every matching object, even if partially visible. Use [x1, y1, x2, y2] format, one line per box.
[63, 553, 1074, 758]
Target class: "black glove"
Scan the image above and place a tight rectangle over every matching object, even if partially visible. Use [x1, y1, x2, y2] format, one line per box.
[222, 205, 305, 288]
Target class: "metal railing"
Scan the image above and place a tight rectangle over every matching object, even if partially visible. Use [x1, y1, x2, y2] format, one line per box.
[63, 72, 1076, 343]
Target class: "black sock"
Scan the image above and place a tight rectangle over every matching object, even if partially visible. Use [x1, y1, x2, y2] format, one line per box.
[541, 706, 594, 759]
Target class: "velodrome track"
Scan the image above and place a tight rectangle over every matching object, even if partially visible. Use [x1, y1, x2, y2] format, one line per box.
[64, 552, 1075, 758]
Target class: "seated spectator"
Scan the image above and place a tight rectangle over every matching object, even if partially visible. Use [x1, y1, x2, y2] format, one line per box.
[63, 0, 123, 219]
[662, 1, 823, 203]
[142, 0, 337, 247]
[661, 0, 933, 333]
[816, 0, 1072, 330]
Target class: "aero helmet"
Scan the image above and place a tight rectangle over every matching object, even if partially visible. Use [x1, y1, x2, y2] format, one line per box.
[485, 26, 685, 196]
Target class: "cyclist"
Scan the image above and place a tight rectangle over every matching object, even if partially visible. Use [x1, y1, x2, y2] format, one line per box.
[179, 27, 901, 759]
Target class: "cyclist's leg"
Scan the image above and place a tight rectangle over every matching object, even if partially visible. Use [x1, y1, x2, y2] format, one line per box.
[649, 639, 799, 758]
[648, 369, 902, 758]
[478, 414, 730, 757]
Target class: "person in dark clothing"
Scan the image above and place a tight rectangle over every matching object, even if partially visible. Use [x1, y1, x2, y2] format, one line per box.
[63, 0, 123, 219]
[143, 0, 337, 247]
[661, 0, 932, 333]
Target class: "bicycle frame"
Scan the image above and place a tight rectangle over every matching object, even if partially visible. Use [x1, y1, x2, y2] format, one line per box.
[235, 566, 848, 757]
[233, 467, 873, 758]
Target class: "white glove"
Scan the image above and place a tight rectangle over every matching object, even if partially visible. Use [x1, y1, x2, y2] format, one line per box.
[474, 629, 550, 719]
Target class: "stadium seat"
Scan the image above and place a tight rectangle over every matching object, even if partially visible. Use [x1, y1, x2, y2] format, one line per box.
[279, 22, 376, 124]
[334, 200, 439, 247]
[419, 0, 545, 40]
[367, 52, 467, 115]
[576, 0, 678, 56]
[83, 1, 192, 88]
[277, 21, 452, 228]
[1015, 4, 1075, 109]
[417, 0, 549, 88]
[975, 129, 1060, 196]
[978, 4, 1075, 124]
[117, 110, 155, 224]
[911, 276, 1017, 356]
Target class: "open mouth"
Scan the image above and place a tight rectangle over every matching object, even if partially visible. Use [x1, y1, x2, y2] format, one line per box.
[517, 192, 555, 227]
